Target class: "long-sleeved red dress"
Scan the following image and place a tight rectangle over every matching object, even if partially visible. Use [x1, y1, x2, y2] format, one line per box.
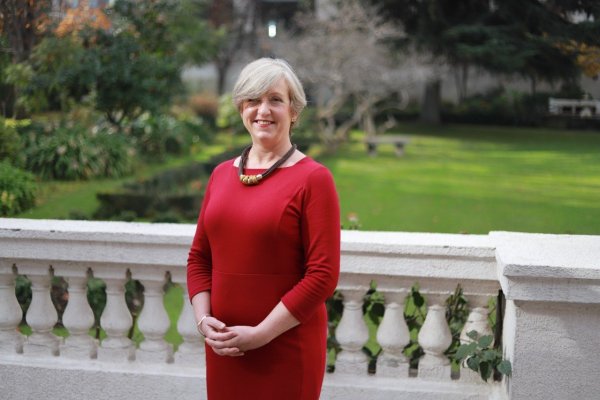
[187, 156, 340, 400]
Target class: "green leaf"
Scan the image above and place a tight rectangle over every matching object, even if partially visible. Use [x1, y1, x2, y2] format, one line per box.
[466, 330, 479, 340]
[481, 349, 498, 362]
[479, 361, 492, 382]
[413, 291, 424, 307]
[497, 360, 512, 376]
[466, 356, 479, 372]
[478, 335, 493, 348]
[456, 342, 477, 360]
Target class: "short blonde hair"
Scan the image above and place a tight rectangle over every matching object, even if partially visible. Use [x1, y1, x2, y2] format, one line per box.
[232, 58, 307, 117]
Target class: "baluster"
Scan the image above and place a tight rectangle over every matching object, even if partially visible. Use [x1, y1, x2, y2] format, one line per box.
[96, 275, 134, 362]
[23, 265, 59, 356]
[335, 288, 369, 375]
[57, 266, 97, 359]
[417, 293, 452, 380]
[136, 276, 173, 363]
[0, 263, 24, 354]
[460, 295, 493, 383]
[376, 289, 410, 377]
[174, 283, 204, 365]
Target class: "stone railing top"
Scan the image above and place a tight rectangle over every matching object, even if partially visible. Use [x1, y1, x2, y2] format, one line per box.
[492, 231, 600, 304]
[342, 230, 493, 256]
[0, 218, 195, 244]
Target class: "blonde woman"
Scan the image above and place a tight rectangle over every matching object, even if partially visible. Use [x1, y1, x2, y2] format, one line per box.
[187, 58, 340, 399]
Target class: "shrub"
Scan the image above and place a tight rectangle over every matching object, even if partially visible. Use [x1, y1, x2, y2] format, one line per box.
[0, 117, 24, 166]
[0, 161, 37, 216]
[26, 123, 134, 180]
[188, 94, 219, 127]
[441, 85, 588, 127]
[216, 93, 246, 135]
[128, 113, 209, 160]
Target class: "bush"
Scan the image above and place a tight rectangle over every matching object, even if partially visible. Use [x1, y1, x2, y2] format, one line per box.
[0, 161, 37, 216]
[291, 107, 319, 151]
[441, 84, 588, 127]
[188, 94, 219, 128]
[216, 94, 246, 135]
[128, 113, 209, 160]
[0, 117, 24, 166]
[25, 123, 134, 180]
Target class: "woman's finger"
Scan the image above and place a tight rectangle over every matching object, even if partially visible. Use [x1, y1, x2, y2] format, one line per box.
[208, 330, 237, 341]
[205, 337, 237, 349]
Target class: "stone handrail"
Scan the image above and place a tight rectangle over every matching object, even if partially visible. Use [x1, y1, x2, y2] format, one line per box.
[3, 219, 598, 399]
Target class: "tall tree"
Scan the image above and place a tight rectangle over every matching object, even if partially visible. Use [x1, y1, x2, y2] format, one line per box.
[277, 0, 430, 152]
[0, 0, 53, 116]
[372, 0, 600, 122]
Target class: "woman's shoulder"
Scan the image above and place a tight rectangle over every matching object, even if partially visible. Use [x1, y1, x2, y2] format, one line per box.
[211, 158, 237, 175]
[294, 157, 335, 186]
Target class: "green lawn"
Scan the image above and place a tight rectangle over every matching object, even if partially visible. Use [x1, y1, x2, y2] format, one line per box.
[320, 123, 600, 234]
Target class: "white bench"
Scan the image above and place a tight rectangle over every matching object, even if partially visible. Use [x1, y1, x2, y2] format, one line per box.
[549, 97, 600, 118]
[364, 134, 410, 157]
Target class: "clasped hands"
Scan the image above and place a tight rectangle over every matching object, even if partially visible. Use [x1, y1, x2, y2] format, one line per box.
[199, 316, 271, 357]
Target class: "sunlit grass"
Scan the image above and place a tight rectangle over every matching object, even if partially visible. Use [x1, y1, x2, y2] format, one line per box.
[321, 124, 600, 234]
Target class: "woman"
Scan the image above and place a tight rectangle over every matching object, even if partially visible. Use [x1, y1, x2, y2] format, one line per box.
[186, 58, 340, 399]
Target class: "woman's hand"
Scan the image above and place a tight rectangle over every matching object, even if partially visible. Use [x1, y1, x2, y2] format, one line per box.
[200, 316, 245, 357]
[205, 325, 271, 354]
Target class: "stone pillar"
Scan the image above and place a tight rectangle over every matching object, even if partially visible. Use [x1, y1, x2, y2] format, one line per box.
[335, 288, 369, 375]
[417, 293, 452, 380]
[175, 283, 204, 366]
[493, 231, 600, 400]
[97, 276, 134, 362]
[376, 289, 410, 377]
[60, 273, 97, 360]
[0, 262, 24, 354]
[23, 266, 59, 356]
[136, 278, 173, 363]
[459, 295, 493, 383]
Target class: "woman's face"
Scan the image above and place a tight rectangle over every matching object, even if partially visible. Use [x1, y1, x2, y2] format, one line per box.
[240, 78, 296, 144]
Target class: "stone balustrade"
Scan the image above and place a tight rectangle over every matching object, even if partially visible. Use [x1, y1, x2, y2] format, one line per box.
[2, 219, 599, 400]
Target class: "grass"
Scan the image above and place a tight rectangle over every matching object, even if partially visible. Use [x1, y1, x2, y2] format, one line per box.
[320, 123, 600, 234]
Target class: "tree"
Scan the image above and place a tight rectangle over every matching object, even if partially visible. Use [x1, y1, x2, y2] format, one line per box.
[0, 0, 53, 116]
[373, 0, 600, 122]
[0, 0, 52, 63]
[206, 0, 261, 95]
[277, 0, 430, 152]
[6, 0, 183, 125]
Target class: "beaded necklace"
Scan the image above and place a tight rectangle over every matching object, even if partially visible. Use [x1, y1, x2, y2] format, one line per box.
[238, 144, 297, 185]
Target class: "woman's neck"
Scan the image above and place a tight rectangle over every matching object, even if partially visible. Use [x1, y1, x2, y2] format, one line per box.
[247, 140, 293, 168]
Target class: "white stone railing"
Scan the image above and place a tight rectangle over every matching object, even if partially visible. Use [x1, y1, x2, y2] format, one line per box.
[1, 219, 599, 400]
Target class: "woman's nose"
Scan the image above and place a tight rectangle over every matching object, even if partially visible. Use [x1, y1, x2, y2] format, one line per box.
[257, 100, 270, 114]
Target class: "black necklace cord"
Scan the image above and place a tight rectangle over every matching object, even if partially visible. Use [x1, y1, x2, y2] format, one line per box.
[238, 144, 297, 185]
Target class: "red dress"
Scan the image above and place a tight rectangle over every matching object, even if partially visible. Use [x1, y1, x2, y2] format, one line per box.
[187, 156, 340, 400]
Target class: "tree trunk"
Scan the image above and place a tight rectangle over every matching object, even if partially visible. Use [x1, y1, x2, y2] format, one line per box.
[420, 79, 441, 125]
[216, 60, 230, 96]
[530, 75, 537, 95]
[454, 63, 469, 102]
